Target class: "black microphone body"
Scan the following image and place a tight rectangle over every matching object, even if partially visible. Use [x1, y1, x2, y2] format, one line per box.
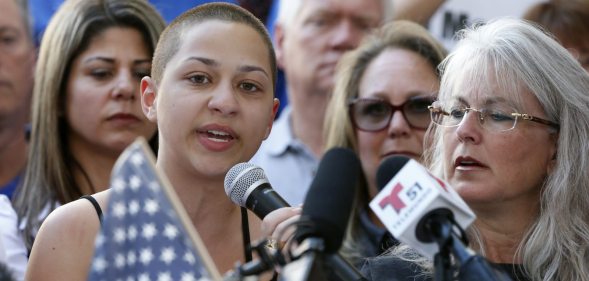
[225, 148, 366, 281]
[242, 182, 363, 281]
[245, 182, 289, 219]
[291, 147, 365, 281]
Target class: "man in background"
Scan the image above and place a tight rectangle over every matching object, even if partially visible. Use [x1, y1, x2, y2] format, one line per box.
[0, 0, 35, 199]
[251, 0, 392, 205]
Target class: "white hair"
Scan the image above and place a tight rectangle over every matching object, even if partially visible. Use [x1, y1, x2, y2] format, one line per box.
[275, 0, 393, 28]
[424, 18, 589, 281]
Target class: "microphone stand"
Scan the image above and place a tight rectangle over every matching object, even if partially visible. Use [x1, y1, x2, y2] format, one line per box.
[279, 238, 328, 281]
[419, 209, 513, 281]
[279, 238, 367, 281]
[224, 239, 277, 281]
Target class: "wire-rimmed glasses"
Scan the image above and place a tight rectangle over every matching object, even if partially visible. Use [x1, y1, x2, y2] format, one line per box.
[428, 100, 560, 132]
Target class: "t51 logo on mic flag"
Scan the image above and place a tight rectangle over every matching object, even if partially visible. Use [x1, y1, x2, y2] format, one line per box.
[369, 159, 475, 259]
[378, 182, 408, 213]
[88, 138, 221, 281]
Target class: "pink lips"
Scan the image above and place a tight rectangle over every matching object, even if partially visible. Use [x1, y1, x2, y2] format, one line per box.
[107, 113, 141, 126]
[197, 124, 237, 152]
[454, 156, 487, 170]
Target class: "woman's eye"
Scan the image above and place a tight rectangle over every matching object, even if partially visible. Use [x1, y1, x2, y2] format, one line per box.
[135, 70, 150, 79]
[0, 35, 16, 46]
[362, 103, 387, 116]
[90, 69, 112, 79]
[239, 82, 260, 92]
[189, 74, 210, 84]
[488, 111, 514, 122]
[449, 108, 465, 119]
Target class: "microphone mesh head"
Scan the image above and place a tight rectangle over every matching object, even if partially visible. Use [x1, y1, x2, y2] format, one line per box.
[224, 162, 267, 206]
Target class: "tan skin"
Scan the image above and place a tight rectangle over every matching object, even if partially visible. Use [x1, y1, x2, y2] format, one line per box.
[26, 26, 157, 281]
[65, 27, 157, 194]
[27, 20, 280, 280]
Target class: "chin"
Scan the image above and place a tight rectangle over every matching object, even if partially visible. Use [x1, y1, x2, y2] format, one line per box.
[108, 137, 141, 153]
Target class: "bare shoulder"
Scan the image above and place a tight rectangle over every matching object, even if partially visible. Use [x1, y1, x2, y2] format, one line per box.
[25, 190, 112, 281]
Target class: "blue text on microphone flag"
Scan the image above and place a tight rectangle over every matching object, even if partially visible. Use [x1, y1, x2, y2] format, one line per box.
[88, 138, 221, 281]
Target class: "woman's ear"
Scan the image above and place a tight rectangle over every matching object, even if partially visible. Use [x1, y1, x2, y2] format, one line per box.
[546, 134, 558, 174]
[264, 98, 280, 139]
[141, 77, 158, 122]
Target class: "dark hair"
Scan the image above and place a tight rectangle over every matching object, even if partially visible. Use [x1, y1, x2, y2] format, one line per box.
[15, 0, 165, 251]
[151, 3, 277, 91]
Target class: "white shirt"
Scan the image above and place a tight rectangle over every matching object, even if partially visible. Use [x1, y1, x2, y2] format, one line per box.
[250, 107, 319, 206]
[0, 195, 28, 281]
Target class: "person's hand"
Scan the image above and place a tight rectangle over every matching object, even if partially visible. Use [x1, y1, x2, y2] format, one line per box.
[261, 206, 302, 250]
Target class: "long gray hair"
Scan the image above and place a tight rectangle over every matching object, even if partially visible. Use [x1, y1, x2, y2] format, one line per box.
[423, 18, 589, 280]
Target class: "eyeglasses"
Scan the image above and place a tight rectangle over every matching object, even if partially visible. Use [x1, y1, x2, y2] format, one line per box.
[428, 100, 560, 132]
[349, 97, 435, 132]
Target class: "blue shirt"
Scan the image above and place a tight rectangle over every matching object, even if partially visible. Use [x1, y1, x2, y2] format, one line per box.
[0, 174, 21, 200]
[250, 107, 318, 206]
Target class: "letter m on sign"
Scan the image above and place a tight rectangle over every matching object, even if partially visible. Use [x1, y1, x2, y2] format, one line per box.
[379, 182, 406, 214]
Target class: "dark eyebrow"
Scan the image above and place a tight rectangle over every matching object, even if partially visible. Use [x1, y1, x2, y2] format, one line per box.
[184, 56, 219, 67]
[83, 57, 114, 64]
[237, 65, 269, 79]
[83, 56, 151, 65]
[185, 56, 269, 79]
[0, 26, 19, 33]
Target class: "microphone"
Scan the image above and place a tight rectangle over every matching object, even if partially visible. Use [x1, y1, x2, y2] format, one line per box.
[371, 157, 512, 281]
[370, 156, 475, 259]
[376, 156, 409, 190]
[225, 162, 289, 219]
[224, 148, 366, 281]
[294, 147, 360, 254]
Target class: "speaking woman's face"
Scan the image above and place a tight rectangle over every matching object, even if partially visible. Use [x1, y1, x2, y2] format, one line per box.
[142, 20, 278, 179]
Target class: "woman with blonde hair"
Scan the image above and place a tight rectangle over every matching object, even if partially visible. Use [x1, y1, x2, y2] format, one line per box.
[362, 18, 589, 281]
[14, 0, 165, 252]
[323, 20, 447, 266]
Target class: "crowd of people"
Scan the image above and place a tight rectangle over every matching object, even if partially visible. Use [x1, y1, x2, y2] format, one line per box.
[1, 0, 589, 280]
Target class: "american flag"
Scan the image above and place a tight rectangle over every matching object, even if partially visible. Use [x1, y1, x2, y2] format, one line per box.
[88, 138, 221, 281]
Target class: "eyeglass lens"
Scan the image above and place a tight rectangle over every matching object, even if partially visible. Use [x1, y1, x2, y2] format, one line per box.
[430, 101, 518, 132]
[351, 97, 434, 131]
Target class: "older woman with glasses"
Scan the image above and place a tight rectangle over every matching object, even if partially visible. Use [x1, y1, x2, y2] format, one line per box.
[361, 18, 589, 281]
[321, 20, 447, 267]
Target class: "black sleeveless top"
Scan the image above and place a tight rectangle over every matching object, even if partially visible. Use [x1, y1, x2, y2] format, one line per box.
[81, 195, 103, 224]
[80, 195, 253, 262]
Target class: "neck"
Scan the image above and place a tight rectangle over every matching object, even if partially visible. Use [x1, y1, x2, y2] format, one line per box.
[70, 142, 119, 195]
[0, 119, 27, 186]
[471, 200, 538, 263]
[287, 86, 329, 158]
[156, 156, 263, 273]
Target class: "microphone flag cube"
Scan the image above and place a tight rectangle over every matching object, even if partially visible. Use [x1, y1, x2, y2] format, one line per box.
[369, 159, 475, 259]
